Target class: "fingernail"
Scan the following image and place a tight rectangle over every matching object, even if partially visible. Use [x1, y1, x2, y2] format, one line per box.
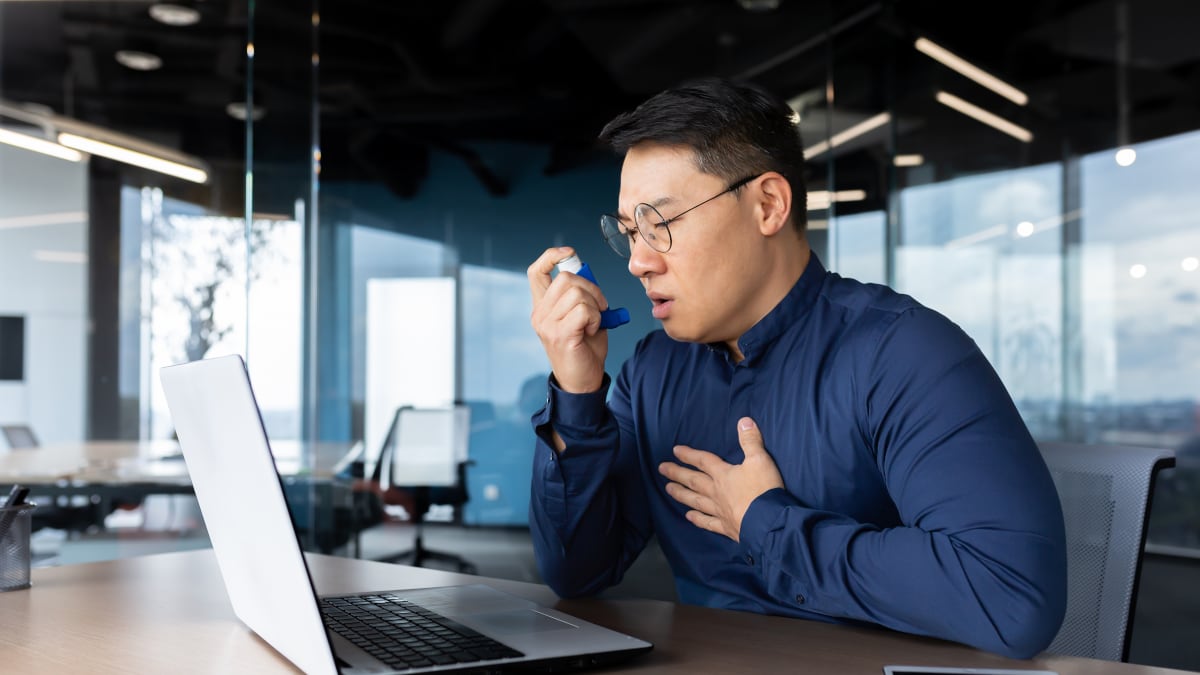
[738, 418, 754, 431]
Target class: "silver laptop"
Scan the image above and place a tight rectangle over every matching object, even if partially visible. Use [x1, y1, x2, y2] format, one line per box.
[160, 354, 652, 674]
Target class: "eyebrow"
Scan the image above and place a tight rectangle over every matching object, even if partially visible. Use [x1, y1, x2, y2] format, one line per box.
[615, 192, 679, 222]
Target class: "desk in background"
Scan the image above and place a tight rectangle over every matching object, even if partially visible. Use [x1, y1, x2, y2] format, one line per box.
[0, 440, 361, 554]
[0, 550, 1188, 674]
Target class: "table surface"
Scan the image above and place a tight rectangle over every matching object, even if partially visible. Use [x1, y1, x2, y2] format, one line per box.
[0, 439, 354, 485]
[0, 549, 1190, 674]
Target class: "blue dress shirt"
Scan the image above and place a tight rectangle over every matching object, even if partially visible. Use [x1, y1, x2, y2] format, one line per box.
[529, 253, 1067, 659]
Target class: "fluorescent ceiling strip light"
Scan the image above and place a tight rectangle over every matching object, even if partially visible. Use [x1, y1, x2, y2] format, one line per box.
[0, 127, 84, 162]
[944, 224, 1009, 250]
[0, 210, 87, 230]
[58, 132, 208, 183]
[804, 112, 891, 159]
[893, 153, 924, 167]
[935, 91, 1033, 143]
[915, 37, 1028, 106]
[33, 250, 88, 264]
[807, 189, 868, 211]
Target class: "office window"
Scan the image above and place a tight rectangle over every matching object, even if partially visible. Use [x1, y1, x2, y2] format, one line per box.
[119, 187, 303, 441]
[895, 164, 1065, 438]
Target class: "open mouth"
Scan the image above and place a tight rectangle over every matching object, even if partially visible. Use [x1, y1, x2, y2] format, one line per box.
[648, 294, 673, 319]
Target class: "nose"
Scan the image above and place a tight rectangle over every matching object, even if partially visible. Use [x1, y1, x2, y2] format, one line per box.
[627, 235, 665, 278]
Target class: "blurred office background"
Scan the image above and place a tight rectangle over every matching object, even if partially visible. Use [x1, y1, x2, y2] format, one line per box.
[1, 0, 1198, 669]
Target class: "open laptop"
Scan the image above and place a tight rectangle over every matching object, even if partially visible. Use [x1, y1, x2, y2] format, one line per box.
[160, 354, 652, 674]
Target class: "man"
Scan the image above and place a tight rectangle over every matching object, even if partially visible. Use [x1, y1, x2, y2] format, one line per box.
[526, 78, 1066, 659]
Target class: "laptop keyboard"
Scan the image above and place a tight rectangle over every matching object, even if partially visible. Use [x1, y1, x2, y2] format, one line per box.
[321, 594, 525, 671]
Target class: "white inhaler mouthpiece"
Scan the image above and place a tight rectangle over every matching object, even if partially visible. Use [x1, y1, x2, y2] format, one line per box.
[554, 254, 629, 329]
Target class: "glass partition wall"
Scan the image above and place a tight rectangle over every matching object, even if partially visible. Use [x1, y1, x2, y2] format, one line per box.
[2, 1, 1197, 562]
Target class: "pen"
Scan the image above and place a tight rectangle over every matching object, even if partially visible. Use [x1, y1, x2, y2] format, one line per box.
[0, 484, 30, 539]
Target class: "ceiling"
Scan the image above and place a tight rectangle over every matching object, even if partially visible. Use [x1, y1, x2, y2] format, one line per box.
[2, 0, 1198, 205]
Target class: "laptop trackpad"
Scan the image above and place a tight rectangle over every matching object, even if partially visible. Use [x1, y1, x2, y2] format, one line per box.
[464, 609, 579, 636]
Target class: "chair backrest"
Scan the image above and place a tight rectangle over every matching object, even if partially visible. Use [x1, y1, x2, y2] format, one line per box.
[1039, 441, 1174, 661]
[379, 404, 470, 491]
[1, 424, 38, 449]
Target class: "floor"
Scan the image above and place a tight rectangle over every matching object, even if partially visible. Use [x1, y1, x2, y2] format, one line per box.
[29, 499, 1199, 672]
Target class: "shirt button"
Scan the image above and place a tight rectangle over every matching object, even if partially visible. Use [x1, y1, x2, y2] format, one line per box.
[795, 594, 806, 604]
[745, 554, 754, 565]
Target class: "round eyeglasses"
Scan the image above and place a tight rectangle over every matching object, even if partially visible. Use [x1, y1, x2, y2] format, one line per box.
[599, 173, 760, 258]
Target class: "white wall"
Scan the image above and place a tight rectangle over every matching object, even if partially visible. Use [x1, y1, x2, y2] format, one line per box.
[0, 141, 89, 444]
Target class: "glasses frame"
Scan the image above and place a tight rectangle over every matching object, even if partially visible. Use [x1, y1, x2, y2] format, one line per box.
[600, 173, 761, 258]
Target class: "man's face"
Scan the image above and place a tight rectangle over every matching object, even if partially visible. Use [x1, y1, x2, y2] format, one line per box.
[618, 142, 770, 347]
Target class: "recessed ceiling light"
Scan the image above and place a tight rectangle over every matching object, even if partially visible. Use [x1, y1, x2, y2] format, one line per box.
[149, 4, 200, 27]
[115, 50, 163, 72]
[225, 102, 267, 121]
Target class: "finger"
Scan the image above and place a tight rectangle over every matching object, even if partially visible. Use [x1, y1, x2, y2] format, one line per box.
[528, 246, 575, 305]
[736, 417, 766, 460]
[673, 445, 722, 473]
[659, 461, 703, 487]
[685, 510, 728, 538]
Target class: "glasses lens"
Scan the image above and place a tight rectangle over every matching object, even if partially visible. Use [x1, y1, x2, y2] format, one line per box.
[633, 204, 671, 253]
[600, 214, 631, 258]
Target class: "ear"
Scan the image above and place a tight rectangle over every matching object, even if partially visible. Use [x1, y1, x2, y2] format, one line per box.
[754, 172, 792, 237]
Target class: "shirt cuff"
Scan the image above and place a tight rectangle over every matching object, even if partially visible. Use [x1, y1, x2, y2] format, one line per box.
[548, 373, 612, 433]
[739, 487, 797, 561]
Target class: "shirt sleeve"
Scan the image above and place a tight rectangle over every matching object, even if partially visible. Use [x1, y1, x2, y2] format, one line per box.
[528, 364, 654, 598]
[736, 306, 1068, 659]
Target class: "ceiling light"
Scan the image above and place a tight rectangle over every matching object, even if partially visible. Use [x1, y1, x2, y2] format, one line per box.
[58, 133, 208, 183]
[0, 211, 87, 230]
[945, 224, 1008, 251]
[935, 91, 1032, 143]
[807, 189, 867, 211]
[225, 102, 266, 121]
[1182, 257, 1199, 272]
[148, 4, 200, 27]
[804, 112, 891, 159]
[735, 0, 781, 10]
[33, 250, 88, 264]
[0, 127, 84, 162]
[1114, 147, 1137, 167]
[893, 154, 924, 167]
[1015, 221, 1035, 237]
[915, 37, 1028, 106]
[115, 50, 163, 72]
[1129, 264, 1147, 279]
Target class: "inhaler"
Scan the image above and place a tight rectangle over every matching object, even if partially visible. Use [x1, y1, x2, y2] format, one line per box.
[555, 254, 630, 330]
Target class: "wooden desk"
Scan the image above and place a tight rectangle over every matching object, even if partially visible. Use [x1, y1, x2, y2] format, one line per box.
[0, 550, 1188, 674]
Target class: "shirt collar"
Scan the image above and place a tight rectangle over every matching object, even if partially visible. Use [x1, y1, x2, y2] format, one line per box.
[712, 251, 828, 366]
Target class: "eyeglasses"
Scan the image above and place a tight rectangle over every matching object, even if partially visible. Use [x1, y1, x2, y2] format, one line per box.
[599, 173, 760, 258]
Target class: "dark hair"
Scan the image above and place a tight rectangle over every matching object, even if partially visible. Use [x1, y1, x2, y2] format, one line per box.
[598, 77, 808, 233]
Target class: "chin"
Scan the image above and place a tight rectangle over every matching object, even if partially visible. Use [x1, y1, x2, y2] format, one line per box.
[661, 322, 708, 345]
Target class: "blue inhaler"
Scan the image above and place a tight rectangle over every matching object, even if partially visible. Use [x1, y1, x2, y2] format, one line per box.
[555, 254, 630, 330]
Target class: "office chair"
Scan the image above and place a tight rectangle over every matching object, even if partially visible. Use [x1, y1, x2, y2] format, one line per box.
[370, 404, 477, 574]
[1039, 441, 1174, 661]
[1, 424, 38, 449]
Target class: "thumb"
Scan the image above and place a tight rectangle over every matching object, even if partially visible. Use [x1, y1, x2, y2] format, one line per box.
[737, 417, 765, 458]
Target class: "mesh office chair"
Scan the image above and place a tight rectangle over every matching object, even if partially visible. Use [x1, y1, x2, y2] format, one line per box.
[371, 404, 477, 574]
[1039, 441, 1174, 661]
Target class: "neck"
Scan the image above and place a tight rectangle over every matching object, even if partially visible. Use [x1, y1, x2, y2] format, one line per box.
[724, 237, 811, 363]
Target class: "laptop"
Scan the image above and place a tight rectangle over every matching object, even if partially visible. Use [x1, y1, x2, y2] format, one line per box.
[160, 354, 652, 674]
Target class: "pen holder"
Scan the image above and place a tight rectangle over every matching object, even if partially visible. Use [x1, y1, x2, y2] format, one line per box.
[0, 503, 36, 592]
